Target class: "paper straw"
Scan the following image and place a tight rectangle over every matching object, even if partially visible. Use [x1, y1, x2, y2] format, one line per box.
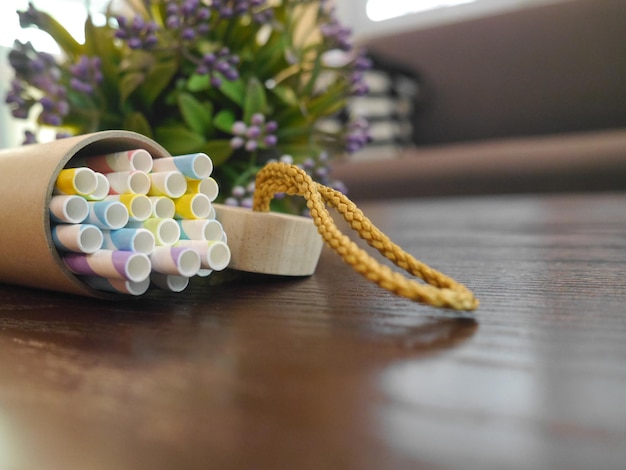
[149, 246, 201, 277]
[53, 167, 98, 196]
[177, 219, 224, 241]
[49, 195, 89, 224]
[106, 194, 152, 221]
[83, 276, 150, 296]
[86, 201, 129, 230]
[148, 171, 187, 198]
[133, 217, 181, 246]
[173, 193, 211, 219]
[186, 177, 219, 202]
[101, 228, 155, 254]
[176, 240, 231, 271]
[106, 170, 151, 195]
[152, 153, 213, 179]
[78, 149, 154, 173]
[149, 196, 176, 219]
[85, 172, 110, 201]
[196, 268, 213, 277]
[150, 273, 189, 292]
[64, 250, 151, 282]
[51, 224, 103, 253]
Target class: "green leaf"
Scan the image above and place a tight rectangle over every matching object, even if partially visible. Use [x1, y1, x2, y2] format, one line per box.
[178, 93, 212, 135]
[138, 59, 178, 108]
[213, 109, 236, 133]
[200, 140, 235, 166]
[269, 85, 298, 107]
[307, 92, 348, 119]
[119, 72, 145, 104]
[219, 79, 246, 106]
[124, 112, 154, 139]
[243, 77, 268, 123]
[154, 126, 206, 155]
[187, 73, 210, 92]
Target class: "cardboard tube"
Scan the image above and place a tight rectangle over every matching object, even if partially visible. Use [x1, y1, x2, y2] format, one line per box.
[0, 130, 171, 297]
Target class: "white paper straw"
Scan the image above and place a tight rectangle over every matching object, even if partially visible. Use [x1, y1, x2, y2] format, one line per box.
[150, 273, 190, 292]
[177, 219, 224, 241]
[149, 196, 176, 219]
[83, 276, 150, 296]
[148, 171, 187, 198]
[152, 153, 213, 179]
[106, 170, 151, 195]
[78, 148, 154, 173]
[85, 172, 110, 201]
[175, 240, 231, 271]
[64, 249, 151, 282]
[49, 195, 89, 224]
[150, 246, 201, 277]
[132, 217, 181, 246]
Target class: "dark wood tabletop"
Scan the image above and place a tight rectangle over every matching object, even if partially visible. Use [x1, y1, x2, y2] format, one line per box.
[1, 191, 625, 470]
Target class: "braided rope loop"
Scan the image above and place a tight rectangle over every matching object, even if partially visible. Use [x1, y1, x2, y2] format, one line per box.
[253, 162, 479, 311]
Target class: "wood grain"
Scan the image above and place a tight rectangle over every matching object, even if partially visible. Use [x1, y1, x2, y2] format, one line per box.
[1, 192, 625, 469]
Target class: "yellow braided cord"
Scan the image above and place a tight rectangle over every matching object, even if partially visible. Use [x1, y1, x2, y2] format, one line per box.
[253, 162, 479, 311]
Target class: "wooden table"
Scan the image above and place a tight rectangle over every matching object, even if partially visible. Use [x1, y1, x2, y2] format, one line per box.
[1, 192, 625, 469]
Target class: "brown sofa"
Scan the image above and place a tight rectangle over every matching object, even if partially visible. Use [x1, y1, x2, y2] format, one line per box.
[332, 0, 626, 200]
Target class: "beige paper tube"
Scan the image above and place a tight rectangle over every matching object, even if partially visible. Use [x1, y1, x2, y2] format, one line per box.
[0, 130, 171, 297]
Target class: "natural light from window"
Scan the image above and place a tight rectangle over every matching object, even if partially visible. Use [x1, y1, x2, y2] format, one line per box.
[366, 0, 477, 22]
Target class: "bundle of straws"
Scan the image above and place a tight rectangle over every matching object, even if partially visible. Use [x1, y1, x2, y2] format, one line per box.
[49, 149, 231, 296]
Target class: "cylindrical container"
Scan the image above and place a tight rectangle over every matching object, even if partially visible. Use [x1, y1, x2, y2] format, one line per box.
[0, 130, 172, 297]
[152, 153, 213, 179]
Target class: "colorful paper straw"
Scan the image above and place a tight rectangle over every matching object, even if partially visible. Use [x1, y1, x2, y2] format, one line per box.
[78, 149, 154, 173]
[152, 153, 213, 179]
[106, 170, 151, 195]
[134, 217, 181, 246]
[53, 167, 98, 196]
[175, 240, 231, 271]
[149, 196, 176, 219]
[177, 219, 224, 241]
[173, 193, 211, 219]
[85, 172, 110, 201]
[150, 273, 189, 292]
[186, 177, 219, 202]
[51, 224, 103, 253]
[86, 201, 129, 230]
[148, 171, 187, 198]
[49, 195, 89, 224]
[149, 246, 201, 277]
[101, 228, 155, 254]
[83, 276, 151, 296]
[106, 194, 152, 221]
[64, 250, 151, 282]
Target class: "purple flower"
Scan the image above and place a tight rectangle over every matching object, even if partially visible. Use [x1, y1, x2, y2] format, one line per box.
[165, 0, 211, 42]
[229, 114, 278, 152]
[115, 15, 158, 50]
[69, 56, 103, 96]
[195, 48, 240, 86]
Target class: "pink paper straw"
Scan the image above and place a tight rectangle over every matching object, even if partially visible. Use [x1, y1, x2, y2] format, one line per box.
[149, 246, 201, 277]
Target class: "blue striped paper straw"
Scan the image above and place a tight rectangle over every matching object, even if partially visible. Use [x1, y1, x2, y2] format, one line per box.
[101, 228, 155, 254]
[64, 249, 151, 282]
[52, 224, 103, 253]
[152, 153, 213, 179]
[86, 201, 129, 229]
